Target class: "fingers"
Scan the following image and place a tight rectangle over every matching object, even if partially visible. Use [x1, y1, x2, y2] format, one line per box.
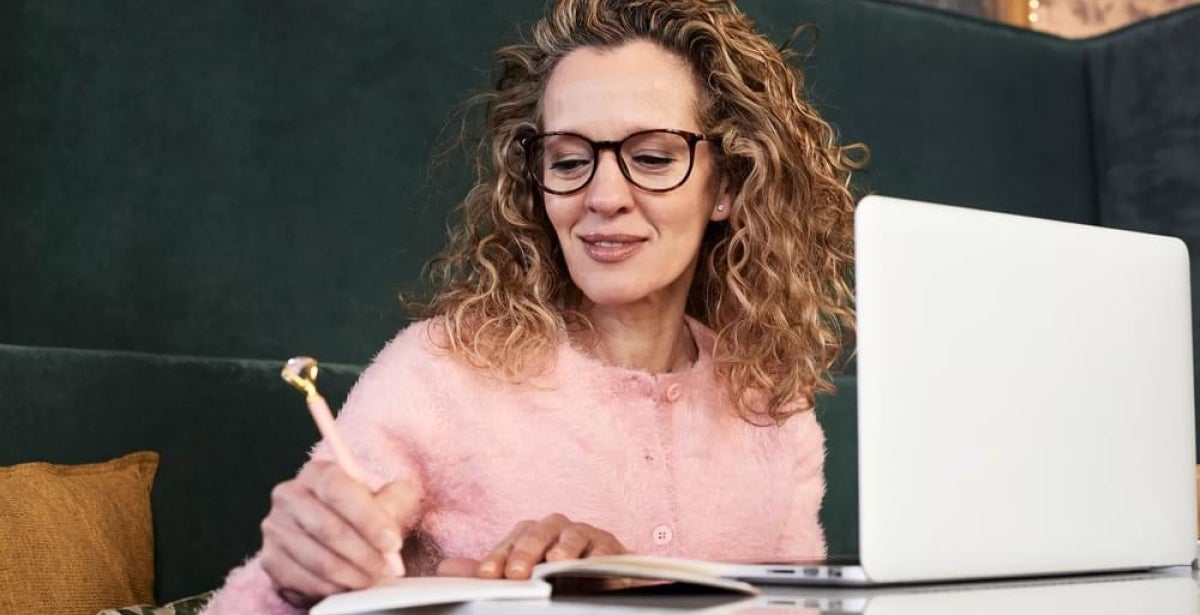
[261, 497, 357, 599]
[478, 520, 534, 579]
[477, 515, 628, 580]
[506, 514, 572, 578]
[372, 481, 421, 577]
[260, 480, 362, 600]
[584, 531, 628, 557]
[290, 464, 391, 579]
[436, 557, 482, 577]
[259, 461, 424, 601]
[546, 525, 590, 561]
[304, 463, 402, 554]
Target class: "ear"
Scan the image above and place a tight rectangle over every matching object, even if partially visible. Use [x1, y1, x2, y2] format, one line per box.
[710, 176, 733, 222]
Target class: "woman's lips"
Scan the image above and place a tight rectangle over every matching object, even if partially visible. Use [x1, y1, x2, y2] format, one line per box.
[579, 234, 646, 263]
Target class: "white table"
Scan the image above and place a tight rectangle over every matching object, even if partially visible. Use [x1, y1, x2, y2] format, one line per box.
[371, 567, 1200, 614]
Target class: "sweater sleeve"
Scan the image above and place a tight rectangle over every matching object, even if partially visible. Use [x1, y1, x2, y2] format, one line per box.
[200, 324, 443, 615]
[779, 410, 828, 560]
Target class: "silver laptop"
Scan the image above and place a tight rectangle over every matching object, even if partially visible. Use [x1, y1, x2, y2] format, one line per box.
[729, 195, 1197, 587]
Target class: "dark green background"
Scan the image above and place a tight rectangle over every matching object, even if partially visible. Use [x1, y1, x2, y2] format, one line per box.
[2, 0, 1102, 364]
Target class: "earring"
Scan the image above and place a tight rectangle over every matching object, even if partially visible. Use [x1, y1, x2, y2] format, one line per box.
[716, 203, 727, 213]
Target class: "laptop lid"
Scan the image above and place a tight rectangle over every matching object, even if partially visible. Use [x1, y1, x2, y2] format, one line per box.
[854, 196, 1196, 583]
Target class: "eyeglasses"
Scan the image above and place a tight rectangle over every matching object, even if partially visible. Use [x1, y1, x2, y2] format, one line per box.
[521, 129, 711, 195]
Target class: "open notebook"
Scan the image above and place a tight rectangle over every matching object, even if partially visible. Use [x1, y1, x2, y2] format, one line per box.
[310, 555, 759, 615]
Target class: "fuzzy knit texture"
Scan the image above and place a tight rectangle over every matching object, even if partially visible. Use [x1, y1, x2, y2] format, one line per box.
[200, 317, 826, 614]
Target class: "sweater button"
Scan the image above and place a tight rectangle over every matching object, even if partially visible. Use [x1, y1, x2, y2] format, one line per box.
[665, 383, 682, 402]
[652, 524, 674, 545]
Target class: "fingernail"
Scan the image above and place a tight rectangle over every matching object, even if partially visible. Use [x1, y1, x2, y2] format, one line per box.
[509, 563, 528, 576]
[479, 562, 497, 574]
[547, 549, 565, 560]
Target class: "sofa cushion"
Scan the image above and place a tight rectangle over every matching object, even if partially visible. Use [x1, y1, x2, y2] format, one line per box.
[0, 451, 158, 615]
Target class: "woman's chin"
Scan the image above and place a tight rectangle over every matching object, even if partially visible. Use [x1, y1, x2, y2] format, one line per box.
[577, 287, 650, 310]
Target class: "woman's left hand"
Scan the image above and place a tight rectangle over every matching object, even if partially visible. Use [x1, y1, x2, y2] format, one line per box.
[436, 513, 628, 579]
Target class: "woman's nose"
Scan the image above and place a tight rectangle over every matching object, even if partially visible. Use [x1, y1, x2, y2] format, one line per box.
[584, 151, 634, 216]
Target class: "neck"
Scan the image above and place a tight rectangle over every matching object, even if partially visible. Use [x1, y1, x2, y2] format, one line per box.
[581, 304, 697, 374]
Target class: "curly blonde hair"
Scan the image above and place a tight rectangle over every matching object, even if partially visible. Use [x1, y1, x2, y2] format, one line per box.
[410, 0, 864, 424]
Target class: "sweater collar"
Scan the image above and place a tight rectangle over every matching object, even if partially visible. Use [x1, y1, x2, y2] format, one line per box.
[556, 315, 715, 390]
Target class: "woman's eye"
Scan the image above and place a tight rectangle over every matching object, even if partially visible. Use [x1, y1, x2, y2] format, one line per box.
[549, 158, 591, 174]
[631, 154, 675, 169]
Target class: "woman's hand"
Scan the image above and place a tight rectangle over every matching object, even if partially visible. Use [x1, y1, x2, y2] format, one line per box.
[259, 460, 422, 605]
[437, 513, 628, 580]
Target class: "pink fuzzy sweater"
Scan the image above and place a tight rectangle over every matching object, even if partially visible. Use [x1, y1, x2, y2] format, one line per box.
[201, 318, 826, 614]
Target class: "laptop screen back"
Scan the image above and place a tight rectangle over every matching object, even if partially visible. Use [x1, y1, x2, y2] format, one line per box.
[853, 196, 1196, 583]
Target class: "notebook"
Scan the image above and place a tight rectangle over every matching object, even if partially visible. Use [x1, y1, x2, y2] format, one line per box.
[310, 555, 759, 615]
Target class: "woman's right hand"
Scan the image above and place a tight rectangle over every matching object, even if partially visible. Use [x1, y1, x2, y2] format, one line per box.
[259, 460, 422, 605]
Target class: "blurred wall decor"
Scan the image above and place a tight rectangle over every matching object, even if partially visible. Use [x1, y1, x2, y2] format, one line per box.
[898, 0, 1200, 36]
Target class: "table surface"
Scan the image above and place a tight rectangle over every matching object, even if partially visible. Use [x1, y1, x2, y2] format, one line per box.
[381, 567, 1200, 615]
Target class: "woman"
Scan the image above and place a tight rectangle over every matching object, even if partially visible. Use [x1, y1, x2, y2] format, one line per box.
[202, 0, 860, 612]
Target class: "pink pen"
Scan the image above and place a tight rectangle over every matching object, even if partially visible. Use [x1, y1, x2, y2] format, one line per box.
[282, 356, 406, 577]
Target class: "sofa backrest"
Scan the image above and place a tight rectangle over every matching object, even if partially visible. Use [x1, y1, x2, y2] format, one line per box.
[1084, 7, 1200, 439]
[0, 343, 360, 602]
[2, 0, 1098, 365]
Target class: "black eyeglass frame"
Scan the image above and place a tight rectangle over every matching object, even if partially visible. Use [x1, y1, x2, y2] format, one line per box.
[520, 128, 712, 195]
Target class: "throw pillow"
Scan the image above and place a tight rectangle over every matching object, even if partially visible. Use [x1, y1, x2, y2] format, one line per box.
[0, 451, 159, 615]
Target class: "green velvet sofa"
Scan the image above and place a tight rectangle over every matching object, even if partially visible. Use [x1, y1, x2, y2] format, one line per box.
[3, 0, 1198, 607]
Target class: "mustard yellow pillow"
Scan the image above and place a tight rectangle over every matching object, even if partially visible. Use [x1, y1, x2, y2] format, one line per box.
[0, 451, 158, 615]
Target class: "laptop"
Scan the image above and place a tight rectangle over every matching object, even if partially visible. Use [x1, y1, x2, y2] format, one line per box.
[727, 195, 1197, 587]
